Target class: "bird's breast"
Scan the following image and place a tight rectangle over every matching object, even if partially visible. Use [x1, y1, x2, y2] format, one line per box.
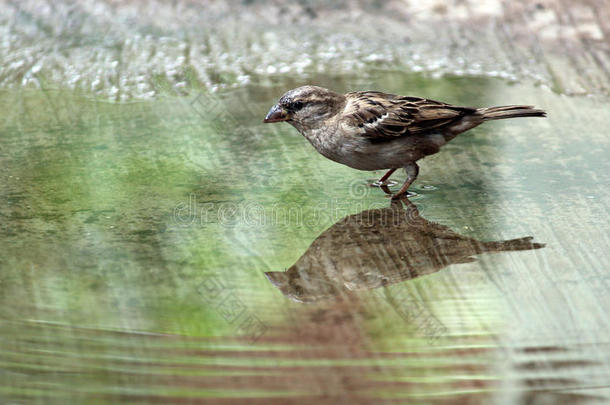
[301, 127, 344, 161]
[299, 127, 440, 171]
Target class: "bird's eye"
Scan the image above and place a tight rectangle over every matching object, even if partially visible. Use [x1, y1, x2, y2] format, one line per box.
[287, 101, 305, 111]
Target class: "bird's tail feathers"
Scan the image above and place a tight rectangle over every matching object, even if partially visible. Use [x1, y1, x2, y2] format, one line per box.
[478, 105, 546, 120]
[482, 236, 545, 252]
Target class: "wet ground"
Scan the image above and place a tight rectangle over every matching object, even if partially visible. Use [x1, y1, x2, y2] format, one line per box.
[3, 0, 610, 99]
[1, 70, 609, 403]
[2, 0, 610, 403]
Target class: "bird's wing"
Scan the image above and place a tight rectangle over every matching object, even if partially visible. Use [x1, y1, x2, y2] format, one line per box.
[341, 91, 477, 139]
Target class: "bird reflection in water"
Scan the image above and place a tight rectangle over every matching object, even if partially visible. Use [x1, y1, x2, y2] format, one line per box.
[266, 195, 544, 302]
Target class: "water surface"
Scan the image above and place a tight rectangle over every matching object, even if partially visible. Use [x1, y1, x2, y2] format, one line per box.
[1, 72, 609, 403]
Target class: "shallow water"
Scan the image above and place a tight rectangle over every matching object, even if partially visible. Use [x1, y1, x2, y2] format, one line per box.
[1, 71, 609, 404]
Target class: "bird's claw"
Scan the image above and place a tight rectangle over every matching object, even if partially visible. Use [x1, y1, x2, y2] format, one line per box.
[369, 180, 397, 188]
[390, 190, 416, 199]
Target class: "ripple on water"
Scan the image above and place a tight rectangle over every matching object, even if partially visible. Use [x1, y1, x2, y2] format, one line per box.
[368, 179, 399, 188]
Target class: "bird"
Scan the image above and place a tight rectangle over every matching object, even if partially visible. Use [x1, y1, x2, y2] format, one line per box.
[265, 196, 544, 303]
[263, 85, 546, 199]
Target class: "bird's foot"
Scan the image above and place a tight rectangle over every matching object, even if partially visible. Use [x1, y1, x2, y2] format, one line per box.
[370, 168, 398, 188]
[388, 187, 417, 199]
[390, 191, 415, 200]
[369, 179, 398, 188]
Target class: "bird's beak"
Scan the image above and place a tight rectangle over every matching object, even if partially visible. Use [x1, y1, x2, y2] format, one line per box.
[263, 104, 288, 123]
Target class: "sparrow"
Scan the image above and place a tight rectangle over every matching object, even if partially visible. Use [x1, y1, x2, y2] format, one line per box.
[265, 196, 544, 303]
[263, 85, 546, 198]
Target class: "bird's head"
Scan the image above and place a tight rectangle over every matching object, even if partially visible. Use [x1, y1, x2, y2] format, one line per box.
[265, 266, 341, 304]
[263, 85, 346, 130]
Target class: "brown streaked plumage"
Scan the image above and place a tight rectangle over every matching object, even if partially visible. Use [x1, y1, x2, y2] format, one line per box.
[264, 85, 546, 199]
[265, 197, 544, 303]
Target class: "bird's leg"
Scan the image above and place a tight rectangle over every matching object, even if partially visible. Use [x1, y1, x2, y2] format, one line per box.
[379, 168, 397, 183]
[379, 184, 393, 196]
[391, 162, 419, 199]
[372, 168, 397, 187]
